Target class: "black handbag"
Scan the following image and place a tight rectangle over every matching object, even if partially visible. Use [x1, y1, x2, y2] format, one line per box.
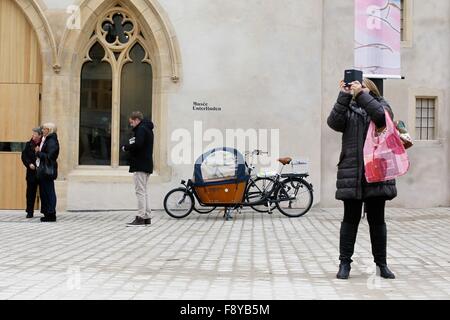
[37, 157, 54, 179]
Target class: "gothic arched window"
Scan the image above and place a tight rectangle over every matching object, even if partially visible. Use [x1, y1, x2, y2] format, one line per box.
[79, 6, 153, 167]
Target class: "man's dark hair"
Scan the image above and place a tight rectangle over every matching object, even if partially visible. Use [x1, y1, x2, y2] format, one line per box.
[130, 111, 144, 121]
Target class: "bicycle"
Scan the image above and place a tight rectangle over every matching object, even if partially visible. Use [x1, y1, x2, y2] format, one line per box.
[163, 149, 314, 219]
[243, 149, 277, 213]
[244, 150, 314, 217]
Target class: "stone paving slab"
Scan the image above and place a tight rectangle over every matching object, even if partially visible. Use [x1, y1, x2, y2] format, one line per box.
[0, 207, 449, 300]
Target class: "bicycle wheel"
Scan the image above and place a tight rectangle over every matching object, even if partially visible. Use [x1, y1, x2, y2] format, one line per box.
[163, 188, 195, 219]
[245, 177, 277, 213]
[194, 204, 217, 214]
[276, 178, 313, 217]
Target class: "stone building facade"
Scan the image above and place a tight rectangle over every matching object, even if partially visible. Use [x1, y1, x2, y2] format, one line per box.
[0, 0, 448, 211]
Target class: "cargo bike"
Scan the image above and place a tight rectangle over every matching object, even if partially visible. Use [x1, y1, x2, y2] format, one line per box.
[163, 148, 314, 220]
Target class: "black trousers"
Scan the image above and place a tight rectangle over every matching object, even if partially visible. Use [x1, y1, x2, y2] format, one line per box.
[39, 178, 57, 216]
[339, 198, 389, 265]
[26, 178, 39, 214]
[343, 198, 386, 226]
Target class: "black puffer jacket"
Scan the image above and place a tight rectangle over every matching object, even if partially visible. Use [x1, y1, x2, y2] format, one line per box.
[123, 119, 154, 174]
[327, 91, 397, 201]
[21, 139, 39, 182]
[36, 133, 60, 180]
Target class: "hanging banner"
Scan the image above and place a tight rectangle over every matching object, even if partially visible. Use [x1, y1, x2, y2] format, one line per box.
[354, 0, 402, 79]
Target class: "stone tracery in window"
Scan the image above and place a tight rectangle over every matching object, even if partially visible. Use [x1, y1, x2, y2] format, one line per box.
[80, 5, 153, 167]
[83, 6, 151, 68]
[102, 13, 134, 45]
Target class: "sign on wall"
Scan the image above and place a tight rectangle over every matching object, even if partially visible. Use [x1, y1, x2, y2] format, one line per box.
[354, 0, 402, 79]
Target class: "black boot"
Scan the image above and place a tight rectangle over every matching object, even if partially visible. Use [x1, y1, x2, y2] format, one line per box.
[370, 223, 395, 279]
[336, 263, 351, 280]
[41, 214, 57, 222]
[336, 222, 359, 279]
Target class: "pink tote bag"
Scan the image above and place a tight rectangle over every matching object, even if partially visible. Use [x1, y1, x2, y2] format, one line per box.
[363, 110, 410, 183]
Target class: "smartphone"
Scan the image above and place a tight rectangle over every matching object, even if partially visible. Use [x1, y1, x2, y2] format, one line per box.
[344, 69, 363, 87]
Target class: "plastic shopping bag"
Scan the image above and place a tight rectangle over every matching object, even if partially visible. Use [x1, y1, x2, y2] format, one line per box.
[363, 110, 410, 183]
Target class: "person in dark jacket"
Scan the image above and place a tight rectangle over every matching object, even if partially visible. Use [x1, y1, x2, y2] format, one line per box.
[327, 78, 396, 280]
[121, 111, 154, 227]
[21, 127, 43, 218]
[35, 123, 60, 222]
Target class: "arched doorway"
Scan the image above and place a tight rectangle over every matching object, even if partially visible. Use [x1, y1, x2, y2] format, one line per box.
[0, 0, 42, 209]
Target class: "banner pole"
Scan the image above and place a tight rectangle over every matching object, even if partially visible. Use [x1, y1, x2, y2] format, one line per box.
[368, 78, 384, 96]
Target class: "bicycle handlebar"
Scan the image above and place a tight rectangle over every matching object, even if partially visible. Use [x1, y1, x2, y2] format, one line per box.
[245, 149, 269, 156]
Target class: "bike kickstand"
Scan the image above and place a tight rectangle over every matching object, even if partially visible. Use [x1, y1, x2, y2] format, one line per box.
[267, 201, 273, 214]
[224, 207, 233, 221]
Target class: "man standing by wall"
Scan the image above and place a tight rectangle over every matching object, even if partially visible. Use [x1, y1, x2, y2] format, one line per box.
[121, 111, 154, 227]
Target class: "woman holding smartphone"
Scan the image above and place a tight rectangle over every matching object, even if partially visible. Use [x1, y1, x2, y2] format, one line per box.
[327, 78, 397, 280]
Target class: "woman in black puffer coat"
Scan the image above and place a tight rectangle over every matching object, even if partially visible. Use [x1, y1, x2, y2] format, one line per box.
[327, 78, 396, 280]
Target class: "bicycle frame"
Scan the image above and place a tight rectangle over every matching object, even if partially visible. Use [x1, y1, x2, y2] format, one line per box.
[177, 169, 310, 209]
[164, 148, 314, 220]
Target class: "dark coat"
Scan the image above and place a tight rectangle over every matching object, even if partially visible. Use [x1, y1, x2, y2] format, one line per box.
[123, 119, 154, 174]
[327, 91, 397, 201]
[21, 139, 39, 182]
[36, 133, 60, 180]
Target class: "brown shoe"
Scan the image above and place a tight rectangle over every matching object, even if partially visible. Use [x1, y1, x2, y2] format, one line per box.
[126, 216, 146, 227]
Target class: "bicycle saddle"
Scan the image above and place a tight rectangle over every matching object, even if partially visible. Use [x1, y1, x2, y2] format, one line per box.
[278, 157, 292, 165]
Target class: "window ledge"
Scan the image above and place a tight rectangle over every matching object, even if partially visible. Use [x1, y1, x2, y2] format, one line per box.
[68, 166, 172, 183]
[413, 139, 445, 148]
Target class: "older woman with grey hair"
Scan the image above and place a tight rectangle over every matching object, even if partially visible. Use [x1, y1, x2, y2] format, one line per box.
[35, 123, 60, 222]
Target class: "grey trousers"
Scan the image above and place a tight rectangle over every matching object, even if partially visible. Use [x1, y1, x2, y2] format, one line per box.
[133, 172, 151, 219]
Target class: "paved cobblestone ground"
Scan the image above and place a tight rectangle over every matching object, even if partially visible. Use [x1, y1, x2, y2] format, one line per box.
[0, 207, 449, 300]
